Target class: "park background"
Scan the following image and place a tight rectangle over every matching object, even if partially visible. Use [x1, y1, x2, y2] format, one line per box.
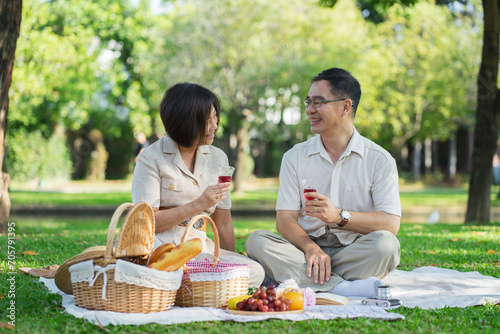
[4, 0, 491, 216]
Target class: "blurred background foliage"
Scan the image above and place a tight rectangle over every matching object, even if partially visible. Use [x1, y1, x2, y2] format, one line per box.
[6, 0, 482, 189]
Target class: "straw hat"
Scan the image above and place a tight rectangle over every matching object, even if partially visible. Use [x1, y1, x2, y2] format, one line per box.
[54, 202, 156, 295]
[54, 246, 107, 295]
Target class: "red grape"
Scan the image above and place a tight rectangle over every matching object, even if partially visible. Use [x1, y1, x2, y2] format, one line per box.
[234, 284, 292, 313]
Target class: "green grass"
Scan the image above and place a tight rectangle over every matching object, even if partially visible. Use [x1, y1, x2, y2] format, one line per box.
[1, 218, 499, 333]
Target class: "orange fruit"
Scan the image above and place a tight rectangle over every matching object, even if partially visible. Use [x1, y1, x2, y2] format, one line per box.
[283, 291, 304, 310]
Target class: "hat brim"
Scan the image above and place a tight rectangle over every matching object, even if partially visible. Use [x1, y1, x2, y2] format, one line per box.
[54, 246, 106, 295]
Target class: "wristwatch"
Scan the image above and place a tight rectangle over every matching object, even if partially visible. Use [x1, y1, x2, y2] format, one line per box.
[338, 209, 351, 227]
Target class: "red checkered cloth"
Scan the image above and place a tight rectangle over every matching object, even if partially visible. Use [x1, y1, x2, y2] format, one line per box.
[184, 258, 251, 275]
[181, 259, 251, 295]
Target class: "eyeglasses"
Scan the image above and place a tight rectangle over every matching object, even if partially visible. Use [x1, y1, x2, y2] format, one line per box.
[302, 98, 346, 108]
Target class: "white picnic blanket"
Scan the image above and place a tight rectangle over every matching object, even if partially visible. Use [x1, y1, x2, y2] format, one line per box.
[40, 266, 500, 326]
[377, 266, 500, 309]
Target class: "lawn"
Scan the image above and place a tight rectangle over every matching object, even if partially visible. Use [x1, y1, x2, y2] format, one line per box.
[0, 216, 499, 333]
[2, 182, 500, 332]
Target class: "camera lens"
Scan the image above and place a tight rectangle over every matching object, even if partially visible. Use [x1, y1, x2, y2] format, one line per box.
[377, 285, 392, 299]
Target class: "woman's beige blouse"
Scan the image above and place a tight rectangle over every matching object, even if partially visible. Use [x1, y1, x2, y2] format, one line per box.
[132, 135, 231, 214]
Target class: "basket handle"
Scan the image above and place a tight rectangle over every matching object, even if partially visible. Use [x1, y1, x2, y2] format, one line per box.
[180, 214, 220, 267]
[104, 203, 135, 261]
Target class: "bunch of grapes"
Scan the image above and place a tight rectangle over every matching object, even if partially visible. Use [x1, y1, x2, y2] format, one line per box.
[236, 285, 292, 312]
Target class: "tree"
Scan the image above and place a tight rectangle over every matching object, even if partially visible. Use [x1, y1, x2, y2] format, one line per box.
[0, 0, 22, 234]
[465, 1, 500, 224]
[322, 0, 495, 224]
[355, 2, 478, 166]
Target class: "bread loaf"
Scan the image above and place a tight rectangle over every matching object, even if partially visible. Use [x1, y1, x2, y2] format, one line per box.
[147, 238, 202, 271]
[147, 243, 175, 265]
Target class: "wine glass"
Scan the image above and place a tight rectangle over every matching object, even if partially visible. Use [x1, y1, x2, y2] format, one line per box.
[218, 165, 235, 205]
[302, 179, 317, 220]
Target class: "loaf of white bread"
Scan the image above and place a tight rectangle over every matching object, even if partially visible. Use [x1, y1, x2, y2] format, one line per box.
[147, 239, 202, 271]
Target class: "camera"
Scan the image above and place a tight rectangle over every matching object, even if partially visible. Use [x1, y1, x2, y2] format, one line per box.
[361, 285, 402, 308]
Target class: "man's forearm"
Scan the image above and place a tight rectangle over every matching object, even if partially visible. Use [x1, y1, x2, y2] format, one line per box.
[276, 210, 320, 254]
[339, 211, 400, 235]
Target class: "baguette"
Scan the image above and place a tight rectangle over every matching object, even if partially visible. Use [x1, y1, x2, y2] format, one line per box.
[147, 243, 175, 265]
[148, 238, 202, 271]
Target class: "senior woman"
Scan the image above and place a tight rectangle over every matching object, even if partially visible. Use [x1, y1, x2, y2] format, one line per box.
[132, 82, 265, 287]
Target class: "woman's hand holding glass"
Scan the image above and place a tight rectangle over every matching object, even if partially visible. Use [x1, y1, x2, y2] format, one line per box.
[198, 183, 231, 209]
[218, 165, 235, 205]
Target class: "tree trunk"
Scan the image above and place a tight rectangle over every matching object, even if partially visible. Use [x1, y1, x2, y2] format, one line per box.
[86, 129, 108, 181]
[233, 110, 251, 194]
[448, 133, 457, 181]
[465, 0, 500, 224]
[424, 137, 432, 174]
[0, 0, 22, 234]
[413, 140, 422, 180]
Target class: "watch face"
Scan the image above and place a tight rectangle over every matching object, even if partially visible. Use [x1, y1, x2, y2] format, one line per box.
[342, 210, 351, 220]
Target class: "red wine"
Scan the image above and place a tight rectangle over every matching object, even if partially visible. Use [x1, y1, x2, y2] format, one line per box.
[303, 188, 316, 201]
[218, 176, 232, 183]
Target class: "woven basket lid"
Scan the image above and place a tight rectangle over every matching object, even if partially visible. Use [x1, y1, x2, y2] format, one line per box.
[54, 246, 107, 295]
[114, 202, 155, 258]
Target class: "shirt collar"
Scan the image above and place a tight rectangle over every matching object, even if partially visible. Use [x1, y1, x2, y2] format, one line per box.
[162, 135, 178, 154]
[162, 134, 210, 179]
[306, 126, 364, 160]
[346, 127, 364, 158]
[162, 135, 211, 155]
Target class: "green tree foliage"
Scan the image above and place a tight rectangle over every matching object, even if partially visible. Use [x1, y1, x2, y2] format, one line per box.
[6, 127, 72, 182]
[154, 0, 376, 179]
[7, 0, 482, 187]
[9, 0, 160, 180]
[10, 0, 98, 136]
[355, 2, 480, 156]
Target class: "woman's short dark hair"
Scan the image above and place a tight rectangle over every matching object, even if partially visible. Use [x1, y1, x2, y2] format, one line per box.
[313, 68, 361, 117]
[160, 83, 221, 148]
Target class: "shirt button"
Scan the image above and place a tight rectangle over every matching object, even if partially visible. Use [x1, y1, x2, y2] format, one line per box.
[169, 184, 174, 190]
[189, 234, 194, 238]
[193, 181, 198, 186]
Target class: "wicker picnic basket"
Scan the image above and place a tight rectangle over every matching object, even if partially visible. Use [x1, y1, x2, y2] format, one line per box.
[175, 214, 250, 308]
[69, 202, 182, 313]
